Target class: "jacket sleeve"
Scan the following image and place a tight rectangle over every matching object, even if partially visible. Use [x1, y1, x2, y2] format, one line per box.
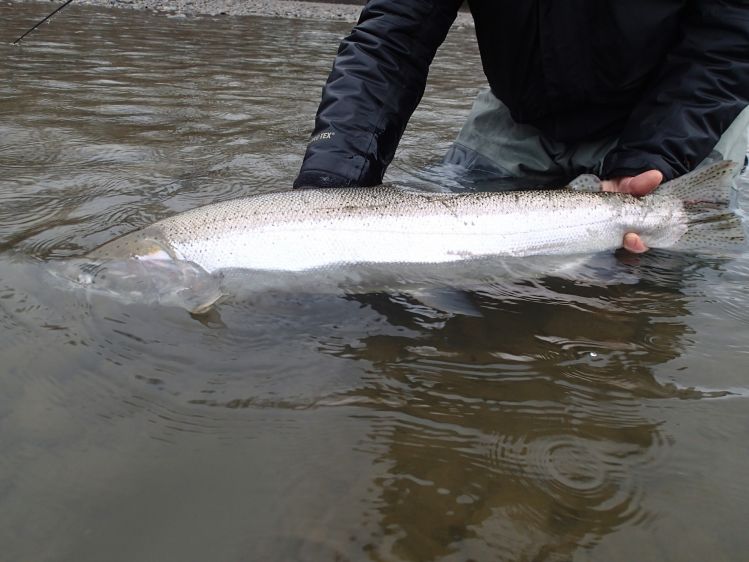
[293, 0, 462, 188]
[601, 0, 749, 181]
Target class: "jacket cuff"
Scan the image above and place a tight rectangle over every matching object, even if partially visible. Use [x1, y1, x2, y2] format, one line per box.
[601, 150, 676, 181]
[293, 170, 354, 189]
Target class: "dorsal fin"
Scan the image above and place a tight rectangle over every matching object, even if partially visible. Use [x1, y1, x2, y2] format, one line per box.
[569, 174, 603, 192]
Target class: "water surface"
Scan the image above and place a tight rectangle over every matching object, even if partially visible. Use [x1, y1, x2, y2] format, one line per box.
[1, 4, 749, 561]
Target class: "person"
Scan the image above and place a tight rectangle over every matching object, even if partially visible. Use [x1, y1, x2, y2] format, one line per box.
[293, 1, 749, 253]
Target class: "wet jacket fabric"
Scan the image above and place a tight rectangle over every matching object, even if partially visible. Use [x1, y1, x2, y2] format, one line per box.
[293, 0, 749, 187]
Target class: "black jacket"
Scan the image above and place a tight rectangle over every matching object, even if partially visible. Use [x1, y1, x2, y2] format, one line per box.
[294, 0, 749, 187]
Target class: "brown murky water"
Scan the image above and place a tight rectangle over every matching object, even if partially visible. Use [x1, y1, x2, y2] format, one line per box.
[1, 4, 749, 561]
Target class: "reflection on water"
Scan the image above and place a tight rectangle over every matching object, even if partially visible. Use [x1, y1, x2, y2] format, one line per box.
[316, 273, 686, 560]
[1, 3, 749, 562]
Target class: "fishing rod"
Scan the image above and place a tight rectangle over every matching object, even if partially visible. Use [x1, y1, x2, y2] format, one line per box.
[12, 0, 75, 45]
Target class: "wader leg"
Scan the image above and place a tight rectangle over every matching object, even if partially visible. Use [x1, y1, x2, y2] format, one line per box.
[699, 105, 749, 173]
[443, 88, 618, 186]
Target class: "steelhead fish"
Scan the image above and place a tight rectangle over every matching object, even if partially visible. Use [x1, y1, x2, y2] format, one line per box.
[60, 160, 744, 312]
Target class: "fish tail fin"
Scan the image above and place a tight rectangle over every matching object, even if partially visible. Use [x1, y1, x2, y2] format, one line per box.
[676, 210, 746, 250]
[657, 160, 746, 251]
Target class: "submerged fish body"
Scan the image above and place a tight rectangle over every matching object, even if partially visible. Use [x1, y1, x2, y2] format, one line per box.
[76, 160, 742, 312]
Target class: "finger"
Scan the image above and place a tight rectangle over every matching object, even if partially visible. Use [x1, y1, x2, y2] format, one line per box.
[625, 170, 663, 196]
[623, 232, 649, 253]
[601, 177, 628, 193]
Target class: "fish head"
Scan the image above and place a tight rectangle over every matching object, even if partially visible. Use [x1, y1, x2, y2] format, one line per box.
[52, 230, 224, 314]
[88, 226, 181, 261]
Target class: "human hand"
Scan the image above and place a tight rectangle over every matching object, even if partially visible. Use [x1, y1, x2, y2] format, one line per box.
[601, 170, 664, 253]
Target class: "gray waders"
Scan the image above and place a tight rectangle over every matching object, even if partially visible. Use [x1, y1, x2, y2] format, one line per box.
[443, 88, 749, 185]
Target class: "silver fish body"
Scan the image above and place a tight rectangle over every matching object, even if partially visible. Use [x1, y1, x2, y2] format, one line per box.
[90, 187, 687, 271]
[78, 160, 742, 311]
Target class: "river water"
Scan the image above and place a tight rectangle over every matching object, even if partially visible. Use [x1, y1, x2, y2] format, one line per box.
[1, 4, 749, 561]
